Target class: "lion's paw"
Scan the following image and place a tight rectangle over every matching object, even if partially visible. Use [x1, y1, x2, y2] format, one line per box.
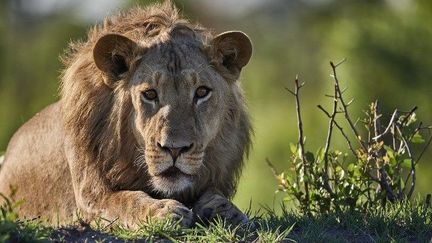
[193, 192, 248, 225]
[150, 199, 194, 227]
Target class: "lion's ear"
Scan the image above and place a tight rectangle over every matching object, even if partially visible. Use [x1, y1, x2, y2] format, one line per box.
[211, 31, 252, 81]
[93, 34, 138, 87]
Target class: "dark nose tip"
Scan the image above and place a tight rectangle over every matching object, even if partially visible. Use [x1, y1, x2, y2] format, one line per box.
[157, 142, 193, 162]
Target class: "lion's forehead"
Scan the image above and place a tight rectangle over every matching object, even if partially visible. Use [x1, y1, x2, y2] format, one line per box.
[131, 40, 211, 87]
[143, 37, 206, 69]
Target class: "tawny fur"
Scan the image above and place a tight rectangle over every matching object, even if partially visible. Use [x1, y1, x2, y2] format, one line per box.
[0, 1, 252, 227]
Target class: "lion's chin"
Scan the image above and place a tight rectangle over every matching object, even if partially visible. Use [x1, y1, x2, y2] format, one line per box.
[151, 173, 194, 195]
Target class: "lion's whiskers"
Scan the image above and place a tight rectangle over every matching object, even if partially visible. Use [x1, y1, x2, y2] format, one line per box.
[133, 148, 147, 168]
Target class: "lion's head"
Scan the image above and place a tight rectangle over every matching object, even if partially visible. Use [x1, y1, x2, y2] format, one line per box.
[61, 2, 252, 202]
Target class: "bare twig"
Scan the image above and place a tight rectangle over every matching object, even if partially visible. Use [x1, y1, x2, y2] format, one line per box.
[321, 82, 339, 195]
[333, 57, 347, 67]
[407, 122, 423, 142]
[399, 106, 418, 126]
[317, 105, 357, 157]
[371, 101, 399, 202]
[408, 128, 432, 197]
[392, 122, 402, 198]
[391, 123, 397, 151]
[372, 109, 398, 141]
[372, 101, 384, 185]
[396, 125, 415, 199]
[289, 77, 310, 209]
[378, 167, 396, 202]
[330, 61, 367, 151]
[284, 87, 295, 96]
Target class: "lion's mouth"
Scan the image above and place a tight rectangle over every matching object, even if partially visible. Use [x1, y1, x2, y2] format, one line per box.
[151, 166, 195, 195]
[157, 166, 193, 179]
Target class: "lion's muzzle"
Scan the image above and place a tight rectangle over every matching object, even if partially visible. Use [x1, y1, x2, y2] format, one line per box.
[145, 139, 204, 195]
[157, 142, 193, 162]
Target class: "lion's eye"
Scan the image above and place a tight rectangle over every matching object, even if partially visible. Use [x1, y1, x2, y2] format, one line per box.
[142, 89, 158, 101]
[195, 86, 212, 99]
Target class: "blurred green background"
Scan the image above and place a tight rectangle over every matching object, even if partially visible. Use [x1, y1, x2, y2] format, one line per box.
[0, 0, 431, 212]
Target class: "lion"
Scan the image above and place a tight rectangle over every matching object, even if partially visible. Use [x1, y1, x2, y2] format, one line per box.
[0, 1, 252, 227]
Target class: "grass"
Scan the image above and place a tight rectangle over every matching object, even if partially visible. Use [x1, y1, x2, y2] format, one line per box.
[1, 200, 431, 242]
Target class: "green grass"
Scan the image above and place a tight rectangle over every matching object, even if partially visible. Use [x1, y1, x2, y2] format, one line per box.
[1, 201, 431, 242]
[0, 202, 51, 243]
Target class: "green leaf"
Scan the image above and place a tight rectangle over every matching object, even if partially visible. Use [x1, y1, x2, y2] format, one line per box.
[347, 163, 362, 178]
[336, 166, 345, 179]
[401, 159, 412, 169]
[347, 163, 356, 172]
[411, 132, 425, 144]
[289, 143, 297, 154]
[305, 151, 315, 163]
[387, 153, 397, 166]
[316, 147, 325, 163]
[385, 164, 394, 175]
[399, 178, 405, 190]
[384, 145, 395, 159]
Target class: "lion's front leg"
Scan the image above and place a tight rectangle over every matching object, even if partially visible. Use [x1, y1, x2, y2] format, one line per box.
[101, 192, 194, 227]
[193, 190, 248, 225]
[74, 188, 195, 228]
[144, 198, 194, 226]
[65, 148, 193, 228]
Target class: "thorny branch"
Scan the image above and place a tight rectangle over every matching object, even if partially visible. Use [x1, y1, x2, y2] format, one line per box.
[371, 101, 427, 200]
[317, 105, 357, 158]
[396, 125, 416, 199]
[321, 77, 339, 196]
[372, 109, 398, 141]
[287, 77, 310, 211]
[400, 106, 418, 126]
[330, 61, 367, 151]
[378, 167, 396, 202]
[372, 101, 396, 202]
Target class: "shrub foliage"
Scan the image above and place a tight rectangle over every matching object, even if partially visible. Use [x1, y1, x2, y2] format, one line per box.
[268, 60, 432, 214]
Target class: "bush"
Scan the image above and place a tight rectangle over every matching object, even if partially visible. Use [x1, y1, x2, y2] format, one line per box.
[268, 60, 432, 214]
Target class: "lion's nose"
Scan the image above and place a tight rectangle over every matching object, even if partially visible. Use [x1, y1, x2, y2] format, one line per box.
[157, 142, 193, 162]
